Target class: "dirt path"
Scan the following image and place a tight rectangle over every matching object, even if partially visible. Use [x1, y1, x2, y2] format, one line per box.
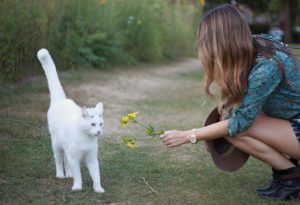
[66, 58, 202, 137]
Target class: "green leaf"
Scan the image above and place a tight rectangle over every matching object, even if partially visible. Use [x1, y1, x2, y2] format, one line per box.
[146, 125, 156, 137]
[123, 136, 136, 144]
[159, 129, 165, 135]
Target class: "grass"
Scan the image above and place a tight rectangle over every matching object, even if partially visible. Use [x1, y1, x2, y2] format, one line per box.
[0, 59, 299, 205]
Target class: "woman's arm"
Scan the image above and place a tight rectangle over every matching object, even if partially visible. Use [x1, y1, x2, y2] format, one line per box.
[160, 120, 229, 148]
[195, 119, 229, 140]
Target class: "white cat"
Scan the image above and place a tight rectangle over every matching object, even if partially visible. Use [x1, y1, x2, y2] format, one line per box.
[37, 48, 105, 193]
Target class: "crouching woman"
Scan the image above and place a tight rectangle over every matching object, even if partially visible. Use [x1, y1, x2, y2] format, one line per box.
[160, 4, 300, 200]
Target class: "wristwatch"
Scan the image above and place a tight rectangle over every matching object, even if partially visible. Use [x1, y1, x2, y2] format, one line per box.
[189, 129, 197, 144]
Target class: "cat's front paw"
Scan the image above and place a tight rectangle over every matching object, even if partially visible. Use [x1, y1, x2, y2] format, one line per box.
[72, 184, 82, 191]
[94, 185, 105, 193]
[65, 172, 73, 178]
[56, 174, 66, 179]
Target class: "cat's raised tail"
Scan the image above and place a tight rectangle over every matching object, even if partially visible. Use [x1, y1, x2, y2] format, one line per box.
[37, 48, 66, 105]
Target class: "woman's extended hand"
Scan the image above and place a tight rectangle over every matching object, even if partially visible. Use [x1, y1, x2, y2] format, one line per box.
[160, 130, 191, 148]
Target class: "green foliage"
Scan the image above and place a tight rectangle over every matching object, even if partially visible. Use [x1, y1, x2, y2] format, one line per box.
[146, 125, 156, 137]
[0, 0, 199, 82]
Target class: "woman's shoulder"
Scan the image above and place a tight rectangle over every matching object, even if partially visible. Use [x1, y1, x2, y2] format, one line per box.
[253, 33, 287, 47]
[253, 34, 297, 61]
[251, 34, 298, 78]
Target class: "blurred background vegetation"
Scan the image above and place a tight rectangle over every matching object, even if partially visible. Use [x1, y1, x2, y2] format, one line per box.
[0, 0, 202, 82]
[0, 0, 299, 82]
[205, 0, 300, 43]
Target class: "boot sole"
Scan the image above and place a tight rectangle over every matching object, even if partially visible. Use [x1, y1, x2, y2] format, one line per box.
[259, 189, 300, 200]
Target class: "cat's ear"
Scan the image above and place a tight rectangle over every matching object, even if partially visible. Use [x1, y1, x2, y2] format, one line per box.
[95, 102, 103, 114]
[82, 107, 89, 118]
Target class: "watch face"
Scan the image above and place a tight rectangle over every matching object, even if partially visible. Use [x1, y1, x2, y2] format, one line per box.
[190, 134, 197, 143]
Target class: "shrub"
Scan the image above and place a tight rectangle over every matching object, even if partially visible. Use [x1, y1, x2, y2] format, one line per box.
[0, 0, 199, 82]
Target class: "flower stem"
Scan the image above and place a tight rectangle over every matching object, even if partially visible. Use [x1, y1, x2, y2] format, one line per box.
[135, 120, 149, 129]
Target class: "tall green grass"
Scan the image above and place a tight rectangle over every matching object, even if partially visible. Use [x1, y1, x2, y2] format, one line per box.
[0, 0, 201, 82]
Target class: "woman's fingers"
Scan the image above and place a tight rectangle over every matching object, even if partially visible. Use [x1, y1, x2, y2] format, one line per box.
[163, 136, 180, 147]
[160, 130, 176, 138]
[160, 130, 188, 148]
[162, 136, 172, 144]
[160, 131, 168, 138]
[164, 140, 175, 148]
[167, 144, 176, 148]
[166, 141, 178, 148]
[164, 140, 173, 146]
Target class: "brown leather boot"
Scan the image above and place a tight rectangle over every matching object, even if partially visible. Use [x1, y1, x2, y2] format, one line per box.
[260, 166, 300, 200]
[257, 158, 298, 196]
[256, 168, 280, 195]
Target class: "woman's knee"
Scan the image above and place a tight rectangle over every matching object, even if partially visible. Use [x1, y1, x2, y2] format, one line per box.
[225, 135, 272, 156]
[224, 135, 251, 148]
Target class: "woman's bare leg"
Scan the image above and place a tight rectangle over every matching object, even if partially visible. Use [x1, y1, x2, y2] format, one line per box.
[225, 135, 295, 170]
[224, 114, 300, 170]
[244, 114, 300, 160]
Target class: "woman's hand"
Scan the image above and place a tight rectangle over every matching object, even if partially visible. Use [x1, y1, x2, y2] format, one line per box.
[160, 130, 191, 148]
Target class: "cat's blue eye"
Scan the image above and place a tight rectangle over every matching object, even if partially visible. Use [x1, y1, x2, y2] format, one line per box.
[91, 123, 96, 126]
[100, 123, 103, 126]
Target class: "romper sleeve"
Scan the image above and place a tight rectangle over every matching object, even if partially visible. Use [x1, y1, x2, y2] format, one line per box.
[227, 58, 283, 136]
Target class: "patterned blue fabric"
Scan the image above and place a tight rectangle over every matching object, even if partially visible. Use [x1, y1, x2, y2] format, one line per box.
[289, 117, 300, 143]
[228, 36, 300, 137]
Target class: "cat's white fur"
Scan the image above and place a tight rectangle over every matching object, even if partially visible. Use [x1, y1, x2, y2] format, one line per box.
[37, 48, 105, 193]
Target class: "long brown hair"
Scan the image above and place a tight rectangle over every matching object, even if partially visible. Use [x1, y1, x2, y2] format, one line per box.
[196, 4, 299, 113]
[196, 4, 254, 111]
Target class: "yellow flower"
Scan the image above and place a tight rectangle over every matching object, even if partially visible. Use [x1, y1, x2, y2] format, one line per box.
[126, 142, 138, 148]
[199, 0, 205, 6]
[121, 121, 128, 127]
[121, 116, 129, 127]
[99, 0, 107, 6]
[127, 112, 138, 120]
